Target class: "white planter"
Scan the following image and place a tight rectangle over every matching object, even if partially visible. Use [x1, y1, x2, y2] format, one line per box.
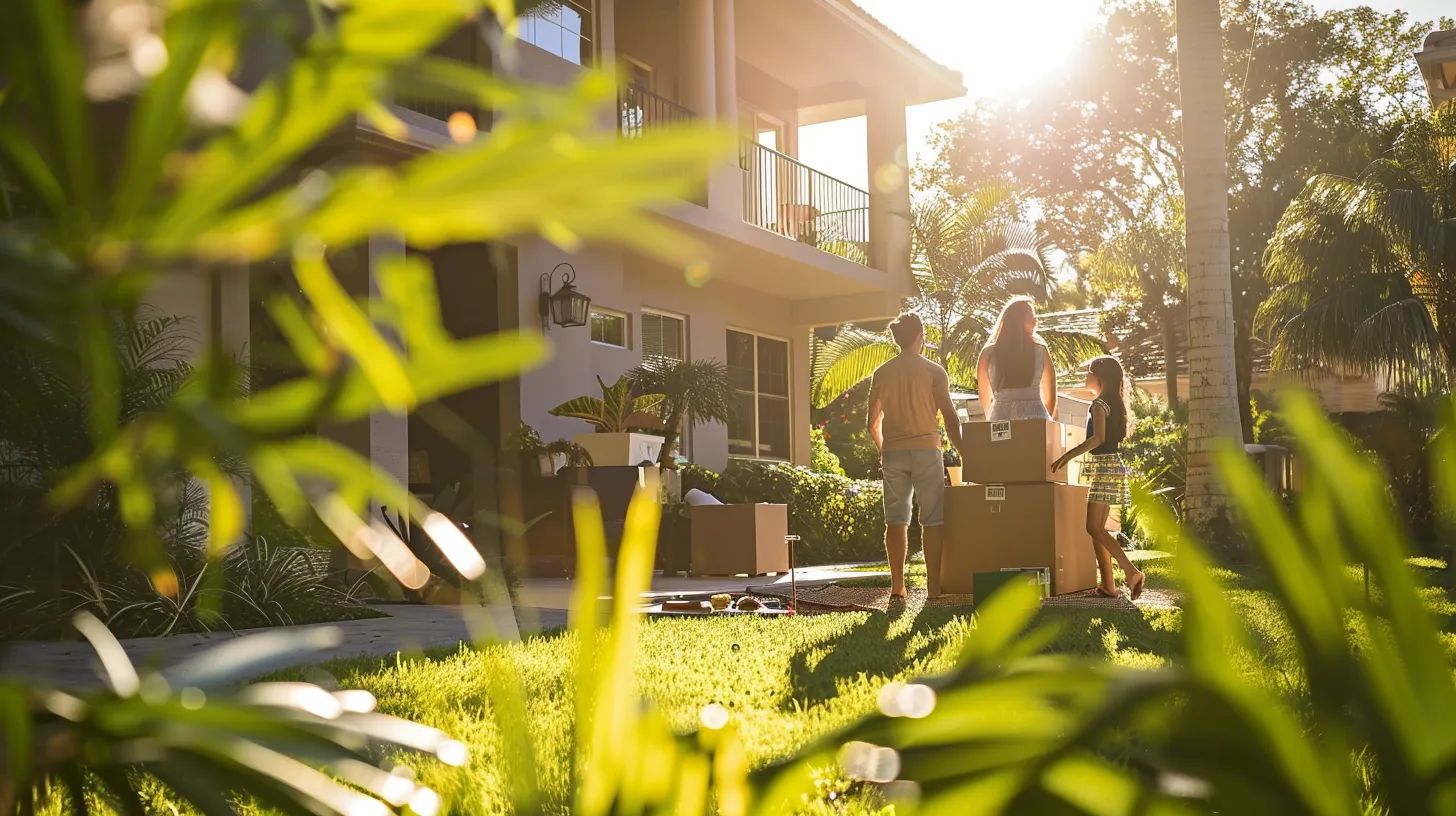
[572, 432, 664, 467]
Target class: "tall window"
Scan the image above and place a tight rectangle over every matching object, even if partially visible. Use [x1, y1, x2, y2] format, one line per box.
[726, 329, 790, 460]
[519, 0, 593, 65]
[641, 311, 685, 361]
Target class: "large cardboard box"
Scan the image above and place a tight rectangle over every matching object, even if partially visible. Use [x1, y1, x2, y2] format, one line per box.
[940, 483, 1098, 596]
[962, 419, 1068, 485]
[689, 503, 790, 576]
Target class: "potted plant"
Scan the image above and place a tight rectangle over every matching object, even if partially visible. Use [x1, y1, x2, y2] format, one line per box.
[944, 446, 963, 486]
[509, 421, 593, 476]
[627, 356, 738, 470]
[549, 375, 666, 467]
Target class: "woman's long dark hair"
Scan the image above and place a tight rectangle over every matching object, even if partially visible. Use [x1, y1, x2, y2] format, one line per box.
[1089, 355, 1132, 442]
[987, 297, 1037, 389]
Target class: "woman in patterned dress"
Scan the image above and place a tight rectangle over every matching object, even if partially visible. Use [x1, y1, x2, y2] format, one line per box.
[1052, 356, 1145, 600]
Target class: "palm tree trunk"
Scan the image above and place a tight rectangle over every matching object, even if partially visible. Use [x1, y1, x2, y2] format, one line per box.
[1161, 305, 1180, 410]
[1177, 0, 1244, 528]
[658, 418, 682, 469]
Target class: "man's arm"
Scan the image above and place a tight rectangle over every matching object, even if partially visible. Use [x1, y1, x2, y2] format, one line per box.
[934, 366, 963, 454]
[867, 376, 885, 453]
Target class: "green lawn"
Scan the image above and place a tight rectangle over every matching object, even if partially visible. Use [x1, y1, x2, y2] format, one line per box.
[117, 557, 1456, 814]
[263, 568, 1187, 813]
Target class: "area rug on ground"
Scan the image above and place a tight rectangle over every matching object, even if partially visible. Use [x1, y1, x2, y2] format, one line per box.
[749, 584, 1179, 613]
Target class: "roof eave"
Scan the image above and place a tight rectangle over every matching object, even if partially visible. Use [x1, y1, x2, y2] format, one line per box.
[814, 0, 966, 105]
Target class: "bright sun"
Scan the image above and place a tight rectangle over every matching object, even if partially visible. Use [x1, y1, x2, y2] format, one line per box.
[798, 0, 1103, 189]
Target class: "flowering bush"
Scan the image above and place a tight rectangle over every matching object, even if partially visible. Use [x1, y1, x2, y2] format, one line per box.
[810, 427, 845, 475]
[681, 461, 888, 564]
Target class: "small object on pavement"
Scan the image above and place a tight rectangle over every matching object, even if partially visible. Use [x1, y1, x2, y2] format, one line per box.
[663, 600, 712, 613]
[710, 593, 733, 611]
[784, 535, 801, 611]
[735, 596, 763, 611]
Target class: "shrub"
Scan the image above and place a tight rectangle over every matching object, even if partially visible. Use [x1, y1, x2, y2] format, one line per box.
[703, 460, 887, 564]
[0, 535, 377, 640]
[809, 427, 845, 475]
[1121, 396, 1187, 546]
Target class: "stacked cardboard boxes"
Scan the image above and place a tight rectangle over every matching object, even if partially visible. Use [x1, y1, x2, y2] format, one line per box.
[941, 419, 1098, 597]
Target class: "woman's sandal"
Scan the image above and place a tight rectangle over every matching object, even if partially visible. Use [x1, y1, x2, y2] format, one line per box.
[1128, 574, 1146, 602]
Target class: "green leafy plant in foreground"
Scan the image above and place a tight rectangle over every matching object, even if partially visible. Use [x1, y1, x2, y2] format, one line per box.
[0, 0, 729, 596]
[0, 614, 470, 815]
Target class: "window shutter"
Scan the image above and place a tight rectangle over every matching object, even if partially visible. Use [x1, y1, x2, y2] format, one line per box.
[642, 313, 684, 360]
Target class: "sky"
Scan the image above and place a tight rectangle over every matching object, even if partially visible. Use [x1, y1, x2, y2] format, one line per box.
[799, 0, 1453, 191]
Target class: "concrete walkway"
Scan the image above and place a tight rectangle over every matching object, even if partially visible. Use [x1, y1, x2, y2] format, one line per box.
[0, 564, 888, 688]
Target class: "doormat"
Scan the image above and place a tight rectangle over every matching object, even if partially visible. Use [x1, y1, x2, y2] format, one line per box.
[749, 584, 1179, 613]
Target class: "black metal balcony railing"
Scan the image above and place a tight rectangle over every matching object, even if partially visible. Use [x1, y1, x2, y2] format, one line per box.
[619, 84, 695, 138]
[740, 140, 870, 265]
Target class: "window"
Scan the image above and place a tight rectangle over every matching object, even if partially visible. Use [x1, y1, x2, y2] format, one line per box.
[590, 309, 628, 348]
[641, 310, 685, 361]
[519, 0, 593, 66]
[622, 56, 653, 92]
[726, 329, 790, 460]
[754, 113, 784, 152]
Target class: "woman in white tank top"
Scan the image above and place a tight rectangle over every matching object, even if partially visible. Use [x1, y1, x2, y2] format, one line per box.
[977, 297, 1057, 422]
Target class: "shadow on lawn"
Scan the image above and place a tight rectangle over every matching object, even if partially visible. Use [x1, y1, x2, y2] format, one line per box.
[786, 604, 965, 707]
[786, 599, 1183, 708]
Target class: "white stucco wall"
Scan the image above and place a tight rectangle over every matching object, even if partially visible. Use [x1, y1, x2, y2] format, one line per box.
[513, 236, 812, 471]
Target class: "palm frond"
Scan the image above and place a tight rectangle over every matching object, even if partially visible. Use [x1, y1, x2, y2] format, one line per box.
[811, 329, 897, 409]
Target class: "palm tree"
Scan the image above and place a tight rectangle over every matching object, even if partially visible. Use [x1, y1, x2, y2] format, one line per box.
[1258, 109, 1456, 392]
[812, 186, 1102, 407]
[626, 356, 736, 469]
[1177, 0, 1244, 525]
[1082, 196, 1187, 408]
[0, 312, 211, 609]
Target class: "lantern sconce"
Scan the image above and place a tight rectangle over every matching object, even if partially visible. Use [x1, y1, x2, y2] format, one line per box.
[539, 262, 592, 332]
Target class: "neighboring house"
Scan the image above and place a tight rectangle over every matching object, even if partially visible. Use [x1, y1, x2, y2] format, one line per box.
[1417, 28, 1456, 110]
[144, 1, 964, 501]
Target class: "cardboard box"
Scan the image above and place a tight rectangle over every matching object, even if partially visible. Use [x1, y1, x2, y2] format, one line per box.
[962, 419, 1068, 485]
[940, 483, 1098, 596]
[689, 503, 790, 576]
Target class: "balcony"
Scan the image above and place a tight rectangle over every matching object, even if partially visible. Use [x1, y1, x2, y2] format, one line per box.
[740, 140, 869, 266]
[618, 84, 695, 138]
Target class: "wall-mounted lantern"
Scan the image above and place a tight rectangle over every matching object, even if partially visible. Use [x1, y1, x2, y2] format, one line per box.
[539, 262, 591, 331]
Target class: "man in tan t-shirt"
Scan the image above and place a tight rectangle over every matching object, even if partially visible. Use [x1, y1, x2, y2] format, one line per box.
[868, 312, 964, 599]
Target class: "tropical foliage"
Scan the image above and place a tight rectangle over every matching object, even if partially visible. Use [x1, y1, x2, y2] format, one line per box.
[1259, 108, 1456, 391]
[549, 375, 667, 434]
[1081, 196, 1187, 406]
[1, 613, 466, 815]
[811, 186, 1101, 407]
[626, 356, 736, 468]
[0, 0, 727, 597]
[0, 313, 207, 587]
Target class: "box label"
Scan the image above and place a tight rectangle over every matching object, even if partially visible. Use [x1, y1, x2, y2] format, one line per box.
[989, 421, 1011, 441]
[985, 485, 1006, 501]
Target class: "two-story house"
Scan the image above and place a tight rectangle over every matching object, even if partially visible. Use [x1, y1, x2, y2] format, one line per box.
[145, 0, 962, 507]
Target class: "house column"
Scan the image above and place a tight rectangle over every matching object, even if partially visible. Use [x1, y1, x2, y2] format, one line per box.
[679, 0, 716, 120]
[708, 0, 742, 217]
[316, 237, 409, 577]
[367, 234, 410, 510]
[866, 87, 912, 285]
